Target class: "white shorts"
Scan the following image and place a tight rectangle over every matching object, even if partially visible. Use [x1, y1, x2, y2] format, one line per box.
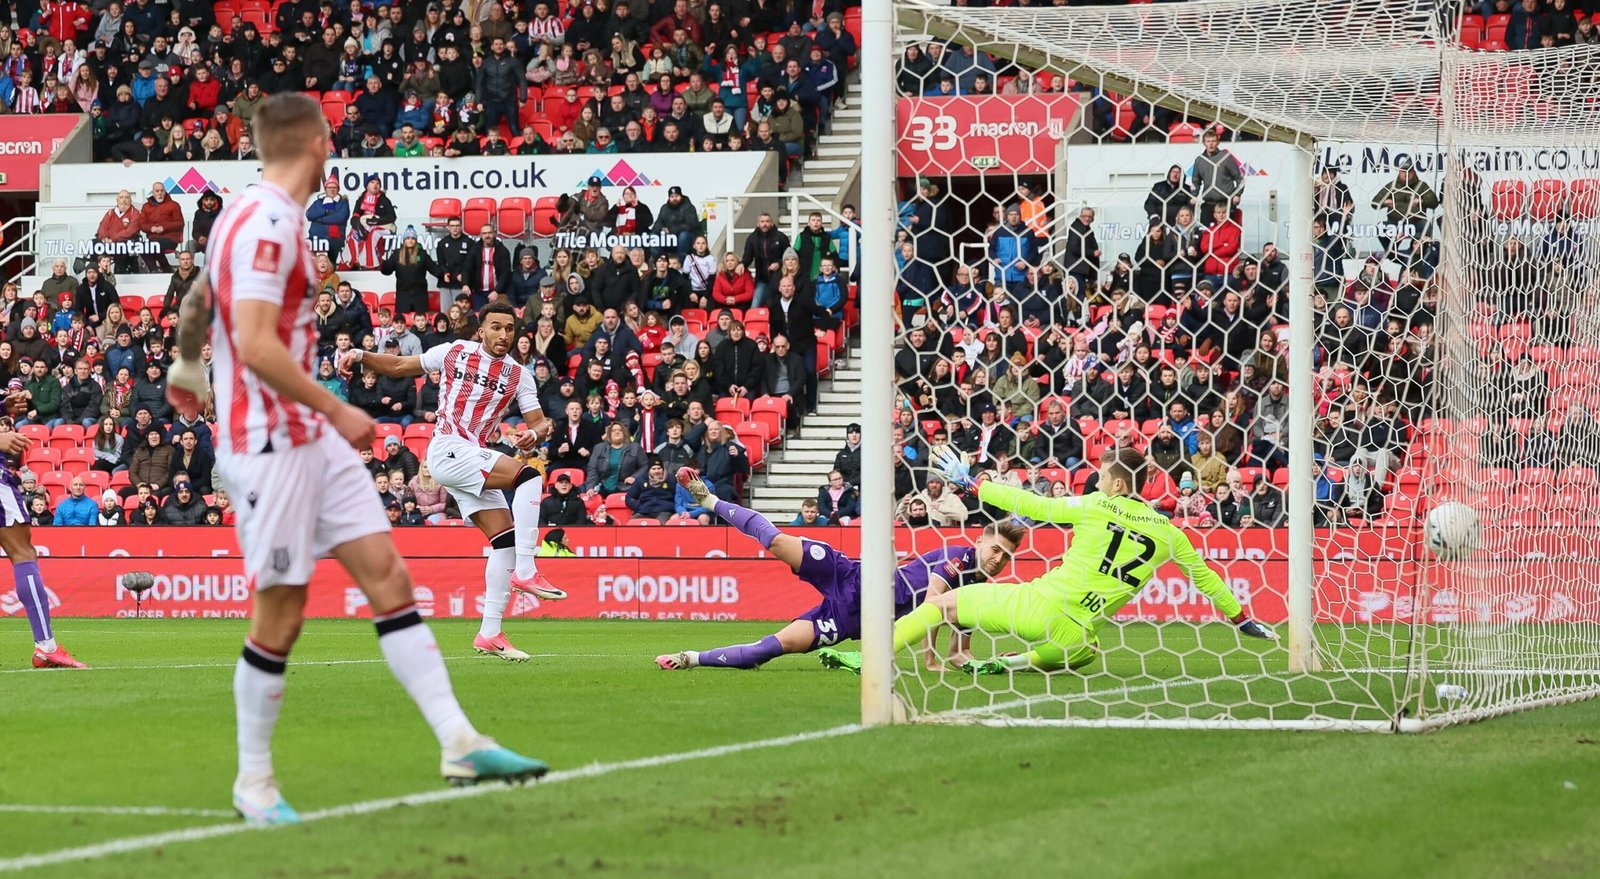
[218, 432, 390, 590]
[426, 434, 513, 520]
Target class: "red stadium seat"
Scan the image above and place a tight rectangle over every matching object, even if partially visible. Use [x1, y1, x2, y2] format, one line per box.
[550, 467, 586, 486]
[22, 449, 60, 472]
[18, 424, 49, 444]
[425, 197, 462, 230]
[48, 424, 86, 450]
[1491, 179, 1526, 219]
[320, 92, 351, 127]
[404, 423, 435, 440]
[60, 448, 94, 472]
[739, 417, 779, 448]
[751, 396, 787, 437]
[120, 295, 145, 316]
[404, 437, 430, 459]
[81, 471, 109, 496]
[715, 397, 751, 423]
[631, 518, 661, 526]
[532, 196, 561, 236]
[463, 197, 497, 234]
[733, 427, 765, 469]
[1530, 179, 1566, 219]
[1571, 179, 1600, 218]
[498, 196, 533, 240]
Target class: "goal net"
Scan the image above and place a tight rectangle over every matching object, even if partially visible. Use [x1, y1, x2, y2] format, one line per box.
[868, 0, 1600, 730]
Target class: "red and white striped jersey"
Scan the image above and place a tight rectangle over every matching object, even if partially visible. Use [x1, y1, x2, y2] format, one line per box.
[419, 340, 541, 446]
[207, 182, 325, 457]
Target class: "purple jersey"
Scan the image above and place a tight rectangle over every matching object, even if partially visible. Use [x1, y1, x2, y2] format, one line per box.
[893, 546, 981, 612]
[0, 457, 26, 527]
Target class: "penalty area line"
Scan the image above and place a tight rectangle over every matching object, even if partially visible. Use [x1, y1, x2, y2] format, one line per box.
[0, 805, 236, 818]
[0, 724, 864, 874]
[0, 654, 632, 675]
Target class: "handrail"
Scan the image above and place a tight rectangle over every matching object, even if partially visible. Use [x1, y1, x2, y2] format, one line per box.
[0, 216, 40, 287]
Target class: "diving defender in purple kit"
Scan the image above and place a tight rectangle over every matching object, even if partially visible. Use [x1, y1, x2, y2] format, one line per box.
[656, 470, 1024, 671]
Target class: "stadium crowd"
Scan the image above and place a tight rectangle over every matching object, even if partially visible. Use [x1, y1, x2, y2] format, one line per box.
[879, 110, 1600, 530]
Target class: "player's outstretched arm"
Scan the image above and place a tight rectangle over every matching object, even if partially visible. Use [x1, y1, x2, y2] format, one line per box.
[235, 300, 373, 448]
[933, 447, 1083, 524]
[1169, 527, 1278, 641]
[341, 348, 425, 379]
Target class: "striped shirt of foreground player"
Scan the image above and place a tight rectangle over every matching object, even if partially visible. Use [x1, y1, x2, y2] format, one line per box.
[888, 447, 1278, 675]
[339, 302, 568, 666]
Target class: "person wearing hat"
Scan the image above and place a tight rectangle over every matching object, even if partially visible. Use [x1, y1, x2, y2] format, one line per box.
[814, 12, 857, 82]
[381, 433, 421, 482]
[651, 185, 701, 257]
[539, 470, 589, 527]
[349, 124, 392, 158]
[306, 175, 351, 260]
[508, 247, 548, 309]
[348, 174, 397, 269]
[562, 176, 610, 234]
[158, 477, 208, 525]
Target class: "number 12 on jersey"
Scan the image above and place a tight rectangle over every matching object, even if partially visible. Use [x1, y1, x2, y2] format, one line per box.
[1098, 522, 1157, 588]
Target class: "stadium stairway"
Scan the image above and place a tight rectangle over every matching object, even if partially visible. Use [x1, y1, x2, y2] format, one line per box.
[777, 80, 863, 225]
[749, 340, 863, 521]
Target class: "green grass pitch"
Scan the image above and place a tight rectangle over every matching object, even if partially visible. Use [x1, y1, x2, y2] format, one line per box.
[2, 618, 1598, 879]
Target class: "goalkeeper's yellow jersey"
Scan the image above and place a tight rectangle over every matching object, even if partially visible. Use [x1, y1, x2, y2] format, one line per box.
[977, 482, 1243, 631]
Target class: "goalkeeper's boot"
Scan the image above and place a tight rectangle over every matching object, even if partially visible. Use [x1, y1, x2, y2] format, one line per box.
[675, 468, 713, 505]
[509, 571, 568, 601]
[817, 648, 862, 674]
[233, 774, 301, 825]
[655, 651, 696, 670]
[32, 644, 86, 669]
[473, 632, 530, 662]
[441, 734, 549, 787]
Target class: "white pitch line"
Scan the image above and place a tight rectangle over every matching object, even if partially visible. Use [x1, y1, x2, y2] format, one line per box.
[0, 724, 864, 874]
[0, 805, 235, 818]
[0, 654, 633, 675]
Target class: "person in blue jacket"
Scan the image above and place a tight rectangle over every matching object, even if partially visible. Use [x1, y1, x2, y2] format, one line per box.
[52, 477, 99, 525]
[988, 204, 1040, 296]
[305, 176, 350, 259]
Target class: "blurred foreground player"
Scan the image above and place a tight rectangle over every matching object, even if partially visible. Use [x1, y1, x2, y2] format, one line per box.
[656, 470, 1023, 670]
[340, 301, 568, 663]
[169, 92, 546, 826]
[0, 387, 85, 669]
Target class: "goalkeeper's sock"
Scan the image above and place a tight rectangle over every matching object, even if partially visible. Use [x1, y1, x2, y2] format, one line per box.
[696, 635, 784, 669]
[235, 639, 288, 778]
[479, 531, 515, 639]
[511, 467, 544, 578]
[892, 603, 944, 653]
[711, 498, 780, 549]
[376, 604, 475, 747]
[13, 561, 54, 651]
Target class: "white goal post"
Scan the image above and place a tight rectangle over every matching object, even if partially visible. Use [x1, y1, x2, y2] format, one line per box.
[858, 0, 1600, 731]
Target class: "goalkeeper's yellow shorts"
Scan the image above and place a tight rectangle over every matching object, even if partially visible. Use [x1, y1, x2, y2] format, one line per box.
[955, 583, 1098, 671]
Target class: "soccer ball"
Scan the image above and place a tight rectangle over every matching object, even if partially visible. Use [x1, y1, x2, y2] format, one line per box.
[1424, 502, 1480, 561]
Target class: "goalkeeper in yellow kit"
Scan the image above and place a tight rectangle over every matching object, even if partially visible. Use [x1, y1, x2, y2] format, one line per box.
[895, 447, 1278, 674]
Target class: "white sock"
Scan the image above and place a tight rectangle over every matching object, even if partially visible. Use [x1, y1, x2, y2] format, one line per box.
[375, 606, 475, 748]
[512, 472, 544, 577]
[235, 640, 287, 779]
[36, 637, 56, 653]
[479, 544, 514, 639]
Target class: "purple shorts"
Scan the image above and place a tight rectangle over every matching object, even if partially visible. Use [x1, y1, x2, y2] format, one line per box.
[793, 539, 863, 649]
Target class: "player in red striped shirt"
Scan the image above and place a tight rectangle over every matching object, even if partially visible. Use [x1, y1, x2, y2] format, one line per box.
[167, 93, 545, 826]
[340, 300, 566, 663]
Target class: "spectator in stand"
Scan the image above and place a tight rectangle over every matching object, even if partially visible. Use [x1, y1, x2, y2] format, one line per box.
[710, 251, 755, 309]
[712, 319, 762, 400]
[894, 240, 937, 329]
[742, 213, 790, 307]
[18, 358, 62, 428]
[791, 498, 828, 526]
[562, 176, 611, 233]
[1251, 380, 1290, 471]
[541, 471, 589, 526]
[1062, 206, 1102, 297]
[1199, 202, 1243, 293]
[128, 426, 172, 492]
[1192, 129, 1245, 218]
[833, 422, 862, 486]
[989, 204, 1039, 298]
[1371, 158, 1439, 255]
[1171, 474, 1213, 526]
[95, 189, 142, 273]
[59, 359, 102, 428]
[763, 333, 808, 431]
[625, 457, 677, 523]
[97, 490, 125, 526]
[380, 228, 437, 317]
[433, 216, 473, 300]
[467, 223, 512, 309]
[653, 186, 703, 258]
[1145, 165, 1197, 226]
[898, 474, 966, 526]
[160, 478, 208, 525]
[140, 181, 182, 271]
[39, 259, 75, 303]
[52, 477, 97, 525]
[816, 469, 859, 524]
[696, 419, 749, 502]
[75, 266, 117, 329]
[1244, 474, 1285, 528]
[168, 428, 214, 494]
[585, 421, 646, 497]
[347, 174, 397, 269]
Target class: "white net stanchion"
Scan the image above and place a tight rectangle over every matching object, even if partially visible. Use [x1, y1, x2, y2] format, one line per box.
[865, 0, 1600, 731]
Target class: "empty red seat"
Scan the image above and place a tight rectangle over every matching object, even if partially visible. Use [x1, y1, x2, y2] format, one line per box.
[48, 425, 86, 450]
[532, 196, 561, 236]
[1530, 179, 1566, 219]
[462, 197, 496, 234]
[425, 197, 462, 230]
[1491, 179, 1526, 219]
[498, 196, 533, 239]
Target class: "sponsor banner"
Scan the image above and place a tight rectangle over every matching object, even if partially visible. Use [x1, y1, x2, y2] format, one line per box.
[896, 95, 1082, 176]
[9, 555, 1599, 624]
[40, 153, 762, 260]
[0, 116, 79, 192]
